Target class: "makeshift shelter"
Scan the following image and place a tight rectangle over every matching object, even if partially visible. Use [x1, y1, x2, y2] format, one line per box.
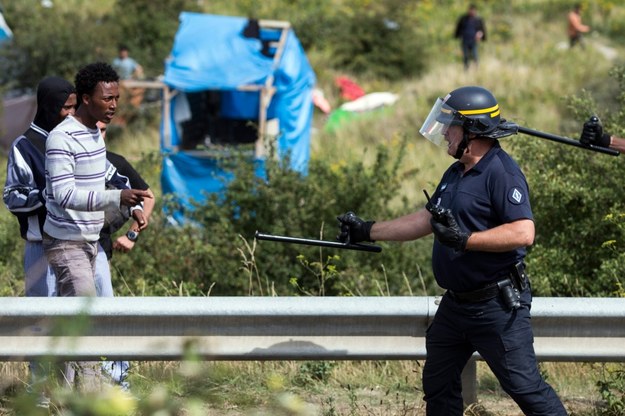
[160, 12, 316, 223]
[0, 8, 12, 44]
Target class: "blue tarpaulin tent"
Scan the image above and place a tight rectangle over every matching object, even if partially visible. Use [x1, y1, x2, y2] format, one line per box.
[0, 9, 12, 43]
[160, 13, 315, 223]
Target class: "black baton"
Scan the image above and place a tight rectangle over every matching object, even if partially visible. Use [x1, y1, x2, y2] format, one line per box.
[255, 231, 382, 253]
[517, 126, 619, 156]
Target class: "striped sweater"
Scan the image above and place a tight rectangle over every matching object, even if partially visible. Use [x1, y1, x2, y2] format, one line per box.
[44, 116, 121, 242]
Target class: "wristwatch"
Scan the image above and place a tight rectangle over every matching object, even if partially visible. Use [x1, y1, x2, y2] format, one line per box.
[126, 229, 139, 242]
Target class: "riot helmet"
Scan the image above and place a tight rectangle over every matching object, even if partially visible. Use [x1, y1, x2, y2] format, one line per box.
[420, 86, 513, 148]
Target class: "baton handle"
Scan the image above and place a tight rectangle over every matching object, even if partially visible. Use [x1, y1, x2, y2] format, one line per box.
[255, 231, 382, 253]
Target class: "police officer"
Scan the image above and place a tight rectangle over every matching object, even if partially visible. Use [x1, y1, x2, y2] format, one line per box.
[337, 86, 568, 415]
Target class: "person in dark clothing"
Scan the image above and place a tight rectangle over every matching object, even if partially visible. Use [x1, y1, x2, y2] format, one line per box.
[455, 4, 486, 70]
[3, 76, 77, 297]
[337, 86, 568, 415]
[3, 76, 76, 407]
[97, 121, 155, 261]
[96, 121, 155, 390]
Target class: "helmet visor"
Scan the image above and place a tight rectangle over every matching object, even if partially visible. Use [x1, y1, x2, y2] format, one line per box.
[419, 98, 460, 146]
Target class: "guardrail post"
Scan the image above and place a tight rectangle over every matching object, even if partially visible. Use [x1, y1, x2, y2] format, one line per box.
[462, 357, 477, 406]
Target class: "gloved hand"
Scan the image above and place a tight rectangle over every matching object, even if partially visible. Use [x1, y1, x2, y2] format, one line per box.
[336, 212, 375, 243]
[580, 116, 611, 147]
[430, 209, 470, 251]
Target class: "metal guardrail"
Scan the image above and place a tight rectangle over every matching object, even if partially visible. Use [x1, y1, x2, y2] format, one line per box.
[1, 296, 624, 361]
[1, 296, 623, 404]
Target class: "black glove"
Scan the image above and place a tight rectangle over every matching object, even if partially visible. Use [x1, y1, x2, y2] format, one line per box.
[430, 209, 470, 251]
[580, 116, 611, 147]
[336, 212, 375, 243]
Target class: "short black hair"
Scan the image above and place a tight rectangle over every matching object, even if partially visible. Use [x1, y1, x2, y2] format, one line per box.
[74, 62, 119, 99]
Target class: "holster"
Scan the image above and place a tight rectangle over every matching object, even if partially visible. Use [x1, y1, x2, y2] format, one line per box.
[510, 261, 529, 291]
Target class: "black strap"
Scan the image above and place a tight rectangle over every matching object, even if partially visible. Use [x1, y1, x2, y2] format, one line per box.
[23, 128, 47, 155]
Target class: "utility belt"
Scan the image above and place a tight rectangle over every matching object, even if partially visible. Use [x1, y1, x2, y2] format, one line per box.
[447, 261, 529, 310]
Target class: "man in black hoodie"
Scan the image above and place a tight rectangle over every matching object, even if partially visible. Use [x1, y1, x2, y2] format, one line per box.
[3, 76, 77, 297]
[3, 76, 76, 404]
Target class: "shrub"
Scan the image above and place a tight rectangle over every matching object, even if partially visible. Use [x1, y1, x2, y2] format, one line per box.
[514, 65, 625, 296]
[111, 140, 437, 297]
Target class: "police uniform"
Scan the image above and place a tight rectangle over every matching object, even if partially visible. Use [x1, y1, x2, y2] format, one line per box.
[337, 85, 569, 415]
[423, 141, 567, 415]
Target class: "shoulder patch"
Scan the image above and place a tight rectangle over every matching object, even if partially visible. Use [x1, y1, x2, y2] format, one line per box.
[508, 187, 524, 205]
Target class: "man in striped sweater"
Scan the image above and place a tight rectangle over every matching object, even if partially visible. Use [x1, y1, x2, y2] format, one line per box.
[43, 62, 151, 391]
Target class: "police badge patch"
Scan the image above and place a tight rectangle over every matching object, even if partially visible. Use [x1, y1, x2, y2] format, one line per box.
[508, 187, 524, 204]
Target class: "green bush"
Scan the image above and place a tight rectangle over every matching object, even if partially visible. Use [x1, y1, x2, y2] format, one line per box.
[514, 65, 625, 296]
[0, 2, 111, 91]
[111, 140, 437, 297]
[0, 211, 25, 296]
[108, 0, 203, 79]
[325, 3, 426, 81]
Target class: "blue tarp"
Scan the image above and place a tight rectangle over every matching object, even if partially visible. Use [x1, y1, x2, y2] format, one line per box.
[160, 13, 315, 222]
[0, 11, 12, 43]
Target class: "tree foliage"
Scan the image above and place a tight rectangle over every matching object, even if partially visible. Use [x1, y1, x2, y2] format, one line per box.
[110, 142, 437, 297]
[514, 65, 625, 297]
[107, 0, 202, 78]
[0, 1, 110, 92]
[0, 0, 201, 91]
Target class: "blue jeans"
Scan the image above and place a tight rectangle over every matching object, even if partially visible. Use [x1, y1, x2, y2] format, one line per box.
[423, 288, 567, 415]
[24, 241, 56, 297]
[95, 244, 114, 297]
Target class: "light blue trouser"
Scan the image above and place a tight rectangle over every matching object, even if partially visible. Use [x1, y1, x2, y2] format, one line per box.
[95, 244, 130, 387]
[24, 241, 56, 297]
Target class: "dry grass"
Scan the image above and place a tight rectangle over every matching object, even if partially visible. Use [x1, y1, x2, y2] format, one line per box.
[0, 360, 606, 415]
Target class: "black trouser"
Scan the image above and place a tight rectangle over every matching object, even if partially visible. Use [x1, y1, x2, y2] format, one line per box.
[422, 288, 568, 415]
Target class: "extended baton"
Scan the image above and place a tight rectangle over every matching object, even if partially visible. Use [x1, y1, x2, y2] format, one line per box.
[517, 125, 619, 156]
[255, 231, 382, 253]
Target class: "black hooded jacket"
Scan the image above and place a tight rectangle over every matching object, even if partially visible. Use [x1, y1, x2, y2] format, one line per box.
[3, 76, 75, 239]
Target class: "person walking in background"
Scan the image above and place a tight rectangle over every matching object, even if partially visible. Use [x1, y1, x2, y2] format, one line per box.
[568, 3, 590, 48]
[43, 62, 151, 392]
[337, 86, 568, 415]
[111, 44, 143, 81]
[112, 44, 145, 113]
[454, 4, 486, 70]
